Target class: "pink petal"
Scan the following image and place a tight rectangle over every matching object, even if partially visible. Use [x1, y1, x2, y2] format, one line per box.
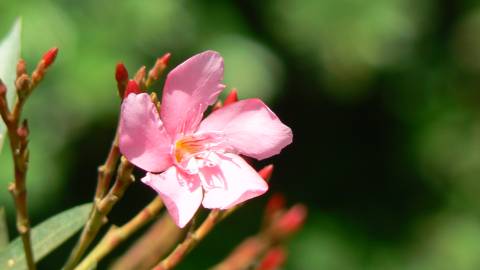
[119, 93, 173, 172]
[161, 51, 225, 138]
[201, 153, 268, 209]
[198, 99, 293, 160]
[142, 168, 203, 228]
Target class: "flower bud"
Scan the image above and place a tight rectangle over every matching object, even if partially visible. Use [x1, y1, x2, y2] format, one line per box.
[265, 193, 286, 218]
[258, 164, 274, 181]
[159, 52, 171, 66]
[16, 74, 31, 97]
[223, 88, 238, 106]
[16, 59, 27, 78]
[31, 47, 58, 86]
[147, 53, 171, 82]
[17, 119, 29, 138]
[134, 66, 146, 84]
[258, 247, 286, 270]
[0, 81, 6, 97]
[124, 80, 142, 98]
[115, 63, 129, 84]
[0, 81, 7, 117]
[275, 204, 307, 236]
[115, 62, 129, 98]
[42, 47, 58, 68]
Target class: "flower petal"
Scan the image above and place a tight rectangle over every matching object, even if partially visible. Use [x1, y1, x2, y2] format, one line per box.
[201, 153, 268, 209]
[142, 168, 203, 228]
[119, 93, 172, 172]
[161, 50, 225, 138]
[198, 99, 293, 160]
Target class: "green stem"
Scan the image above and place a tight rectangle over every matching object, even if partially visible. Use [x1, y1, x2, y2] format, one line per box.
[63, 157, 134, 270]
[75, 197, 163, 270]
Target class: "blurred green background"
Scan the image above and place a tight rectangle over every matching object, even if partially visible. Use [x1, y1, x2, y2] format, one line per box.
[2, 0, 480, 269]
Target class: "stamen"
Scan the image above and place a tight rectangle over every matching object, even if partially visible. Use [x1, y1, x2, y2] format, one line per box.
[173, 133, 229, 176]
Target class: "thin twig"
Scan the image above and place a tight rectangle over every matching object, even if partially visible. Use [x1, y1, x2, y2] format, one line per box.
[74, 197, 163, 270]
[0, 51, 57, 270]
[110, 213, 182, 270]
[1, 79, 36, 270]
[212, 236, 270, 270]
[63, 157, 134, 270]
[152, 210, 223, 270]
[94, 130, 120, 201]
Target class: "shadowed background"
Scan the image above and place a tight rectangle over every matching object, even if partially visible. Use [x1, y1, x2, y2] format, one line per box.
[1, 0, 480, 269]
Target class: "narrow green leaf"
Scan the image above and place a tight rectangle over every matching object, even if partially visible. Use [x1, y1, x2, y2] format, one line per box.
[0, 18, 22, 154]
[0, 203, 92, 269]
[0, 207, 9, 251]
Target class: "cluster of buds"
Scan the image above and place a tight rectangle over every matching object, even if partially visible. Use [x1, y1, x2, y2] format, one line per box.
[0, 47, 58, 270]
[30, 48, 58, 89]
[0, 46, 58, 147]
[115, 52, 171, 99]
[213, 193, 307, 270]
[0, 47, 58, 111]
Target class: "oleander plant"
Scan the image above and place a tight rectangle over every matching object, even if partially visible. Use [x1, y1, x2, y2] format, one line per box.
[0, 20, 305, 270]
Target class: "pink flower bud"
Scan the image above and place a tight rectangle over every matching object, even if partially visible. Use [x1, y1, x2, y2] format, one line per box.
[224, 88, 238, 106]
[115, 63, 129, 83]
[258, 247, 287, 270]
[258, 164, 274, 181]
[42, 47, 58, 68]
[276, 204, 307, 236]
[124, 80, 142, 98]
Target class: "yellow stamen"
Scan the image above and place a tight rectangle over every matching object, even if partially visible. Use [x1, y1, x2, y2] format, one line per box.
[174, 136, 206, 163]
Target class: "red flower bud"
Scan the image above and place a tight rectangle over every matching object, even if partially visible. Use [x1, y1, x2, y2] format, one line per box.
[258, 164, 274, 181]
[159, 52, 171, 66]
[276, 204, 307, 236]
[42, 47, 58, 68]
[115, 63, 129, 83]
[258, 247, 287, 270]
[265, 193, 286, 218]
[146, 53, 171, 87]
[224, 88, 238, 106]
[124, 80, 142, 98]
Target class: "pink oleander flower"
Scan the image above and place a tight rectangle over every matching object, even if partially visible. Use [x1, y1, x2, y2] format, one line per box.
[119, 51, 292, 227]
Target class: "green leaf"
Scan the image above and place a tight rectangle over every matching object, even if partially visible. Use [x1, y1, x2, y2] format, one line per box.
[0, 203, 92, 269]
[0, 18, 22, 154]
[0, 207, 9, 251]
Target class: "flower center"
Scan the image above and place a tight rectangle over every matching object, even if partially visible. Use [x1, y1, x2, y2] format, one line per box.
[174, 136, 208, 163]
[172, 133, 228, 175]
